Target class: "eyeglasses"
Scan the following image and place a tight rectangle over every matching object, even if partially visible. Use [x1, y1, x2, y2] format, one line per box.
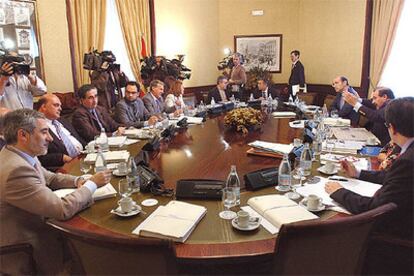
[384, 122, 390, 128]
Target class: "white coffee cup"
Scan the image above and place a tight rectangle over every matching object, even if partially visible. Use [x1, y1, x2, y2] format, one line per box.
[307, 194, 322, 210]
[237, 210, 250, 228]
[118, 197, 135, 213]
[324, 161, 336, 173]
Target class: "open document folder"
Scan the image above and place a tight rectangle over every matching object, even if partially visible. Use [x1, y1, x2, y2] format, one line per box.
[296, 177, 381, 214]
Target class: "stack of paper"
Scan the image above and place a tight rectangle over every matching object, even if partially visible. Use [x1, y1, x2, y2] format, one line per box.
[247, 195, 318, 231]
[296, 177, 381, 214]
[84, 150, 130, 164]
[133, 201, 207, 242]
[108, 136, 127, 147]
[322, 118, 351, 127]
[272, 111, 297, 118]
[320, 154, 370, 171]
[322, 140, 364, 154]
[332, 127, 379, 143]
[248, 141, 294, 156]
[53, 183, 117, 201]
[124, 128, 154, 139]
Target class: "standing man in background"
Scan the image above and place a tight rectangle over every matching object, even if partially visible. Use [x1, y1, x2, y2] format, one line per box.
[228, 53, 247, 100]
[288, 50, 305, 99]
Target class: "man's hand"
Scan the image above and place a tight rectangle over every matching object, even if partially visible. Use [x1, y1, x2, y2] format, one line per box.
[148, 115, 158, 126]
[173, 109, 183, 117]
[62, 154, 73, 163]
[89, 170, 112, 187]
[340, 160, 358, 178]
[343, 91, 358, 107]
[325, 181, 343, 195]
[0, 62, 13, 77]
[116, 127, 125, 136]
[175, 99, 182, 106]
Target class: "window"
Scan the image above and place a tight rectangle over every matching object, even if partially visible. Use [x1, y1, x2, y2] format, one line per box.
[379, 1, 414, 97]
[103, 0, 135, 81]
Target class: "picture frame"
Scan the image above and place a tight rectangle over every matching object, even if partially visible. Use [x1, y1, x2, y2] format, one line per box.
[0, 0, 44, 80]
[234, 34, 282, 73]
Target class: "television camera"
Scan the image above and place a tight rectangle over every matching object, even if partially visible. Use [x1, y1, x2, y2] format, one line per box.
[0, 43, 32, 76]
[83, 49, 120, 72]
[140, 56, 191, 81]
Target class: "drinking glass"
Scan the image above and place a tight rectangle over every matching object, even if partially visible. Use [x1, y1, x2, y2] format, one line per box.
[118, 179, 132, 198]
[326, 139, 335, 157]
[330, 109, 339, 118]
[219, 187, 237, 220]
[79, 159, 91, 174]
[286, 158, 304, 200]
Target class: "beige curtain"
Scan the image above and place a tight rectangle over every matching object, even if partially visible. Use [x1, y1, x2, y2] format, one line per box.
[369, 0, 404, 94]
[67, 0, 107, 87]
[115, 0, 152, 85]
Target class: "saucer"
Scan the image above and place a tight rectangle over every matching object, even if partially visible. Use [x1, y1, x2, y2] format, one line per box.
[317, 165, 339, 175]
[231, 217, 261, 231]
[141, 199, 158, 207]
[299, 199, 325, 212]
[112, 169, 127, 177]
[111, 204, 141, 217]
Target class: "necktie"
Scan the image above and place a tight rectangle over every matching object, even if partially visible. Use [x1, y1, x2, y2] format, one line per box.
[155, 99, 162, 113]
[92, 109, 104, 129]
[52, 120, 79, 158]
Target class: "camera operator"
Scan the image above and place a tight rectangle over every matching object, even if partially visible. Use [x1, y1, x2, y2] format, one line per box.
[90, 61, 128, 111]
[0, 62, 46, 110]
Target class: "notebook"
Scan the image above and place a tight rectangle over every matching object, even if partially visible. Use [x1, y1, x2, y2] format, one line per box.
[247, 195, 318, 230]
[133, 201, 207, 243]
[53, 183, 117, 201]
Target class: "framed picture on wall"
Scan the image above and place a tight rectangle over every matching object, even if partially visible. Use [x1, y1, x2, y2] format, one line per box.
[234, 34, 282, 73]
[0, 0, 44, 80]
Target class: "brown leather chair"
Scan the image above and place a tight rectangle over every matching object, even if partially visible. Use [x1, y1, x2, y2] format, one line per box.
[0, 243, 37, 275]
[271, 203, 397, 275]
[323, 94, 336, 110]
[298, 92, 317, 105]
[49, 223, 177, 275]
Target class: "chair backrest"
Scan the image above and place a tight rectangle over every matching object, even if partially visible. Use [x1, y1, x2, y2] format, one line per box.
[323, 94, 336, 110]
[272, 203, 397, 275]
[51, 224, 177, 275]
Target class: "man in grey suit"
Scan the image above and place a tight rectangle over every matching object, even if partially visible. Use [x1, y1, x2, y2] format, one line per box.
[0, 109, 111, 275]
[142, 79, 166, 115]
[114, 81, 158, 128]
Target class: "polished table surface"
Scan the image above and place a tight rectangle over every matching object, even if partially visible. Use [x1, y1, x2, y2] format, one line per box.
[49, 112, 341, 259]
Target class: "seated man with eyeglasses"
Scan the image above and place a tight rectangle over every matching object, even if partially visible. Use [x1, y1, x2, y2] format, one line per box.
[325, 97, 414, 274]
[114, 81, 158, 128]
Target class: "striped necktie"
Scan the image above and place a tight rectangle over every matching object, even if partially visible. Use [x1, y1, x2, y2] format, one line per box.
[52, 120, 79, 158]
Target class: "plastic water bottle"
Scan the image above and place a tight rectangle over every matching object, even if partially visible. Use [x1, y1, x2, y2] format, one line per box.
[322, 103, 329, 118]
[300, 143, 313, 176]
[249, 93, 254, 101]
[127, 156, 140, 193]
[94, 148, 107, 173]
[288, 94, 294, 104]
[211, 97, 216, 106]
[277, 154, 291, 192]
[312, 132, 323, 160]
[96, 128, 109, 151]
[226, 165, 240, 206]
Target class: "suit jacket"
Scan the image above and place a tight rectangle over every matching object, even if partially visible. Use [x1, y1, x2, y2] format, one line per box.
[358, 99, 390, 146]
[114, 98, 150, 128]
[38, 118, 86, 171]
[142, 92, 165, 115]
[72, 105, 121, 142]
[331, 88, 360, 126]
[207, 87, 232, 104]
[288, 60, 305, 87]
[330, 142, 414, 239]
[0, 146, 93, 274]
[253, 86, 280, 100]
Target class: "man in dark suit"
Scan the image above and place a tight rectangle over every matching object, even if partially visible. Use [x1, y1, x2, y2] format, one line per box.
[142, 79, 166, 115]
[207, 76, 232, 104]
[114, 81, 158, 128]
[325, 97, 414, 274]
[72, 84, 125, 142]
[37, 94, 86, 171]
[343, 87, 394, 146]
[330, 76, 360, 126]
[253, 78, 280, 100]
[288, 50, 305, 99]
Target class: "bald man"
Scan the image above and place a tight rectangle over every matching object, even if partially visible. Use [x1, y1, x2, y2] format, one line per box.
[37, 94, 86, 171]
[0, 107, 10, 149]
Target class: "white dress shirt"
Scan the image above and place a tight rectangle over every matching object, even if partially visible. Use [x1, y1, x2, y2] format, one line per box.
[46, 119, 83, 152]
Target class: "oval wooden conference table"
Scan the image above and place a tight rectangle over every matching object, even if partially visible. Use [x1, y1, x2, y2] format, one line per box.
[48, 112, 339, 262]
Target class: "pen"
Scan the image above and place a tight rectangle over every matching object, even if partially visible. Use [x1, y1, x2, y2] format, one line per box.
[328, 177, 348, 182]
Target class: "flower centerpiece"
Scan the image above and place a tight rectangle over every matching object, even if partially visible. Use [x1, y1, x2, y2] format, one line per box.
[224, 107, 263, 135]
